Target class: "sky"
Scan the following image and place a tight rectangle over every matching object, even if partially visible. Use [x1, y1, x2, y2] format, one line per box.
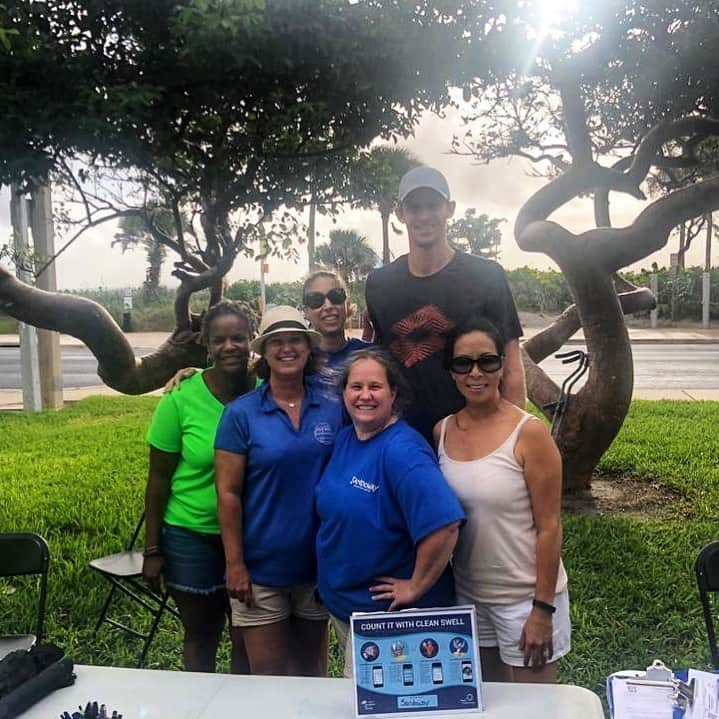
[1, 106, 714, 291]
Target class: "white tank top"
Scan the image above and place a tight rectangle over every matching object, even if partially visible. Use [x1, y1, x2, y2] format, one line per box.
[438, 411, 567, 604]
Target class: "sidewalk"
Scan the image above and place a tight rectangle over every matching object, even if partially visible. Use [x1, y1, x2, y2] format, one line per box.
[1, 327, 718, 410]
[3, 325, 719, 349]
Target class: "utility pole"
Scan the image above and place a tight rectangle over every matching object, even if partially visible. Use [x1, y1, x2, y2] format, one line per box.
[703, 213, 712, 329]
[10, 185, 42, 412]
[30, 181, 64, 409]
[259, 258, 268, 312]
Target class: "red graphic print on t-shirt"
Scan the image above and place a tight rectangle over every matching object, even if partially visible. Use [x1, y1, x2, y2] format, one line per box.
[389, 305, 455, 368]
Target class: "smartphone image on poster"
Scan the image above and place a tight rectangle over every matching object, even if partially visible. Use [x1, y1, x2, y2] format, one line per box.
[402, 663, 414, 686]
[431, 662, 443, 684]
[461, 660, 473, 683]
[372, 665, 384, 687]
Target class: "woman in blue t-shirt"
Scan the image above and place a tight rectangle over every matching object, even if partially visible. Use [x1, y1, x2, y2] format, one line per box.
[302, 269, 371, 381]
[315, 347, 465, 676]
[214, 305, 344, 677]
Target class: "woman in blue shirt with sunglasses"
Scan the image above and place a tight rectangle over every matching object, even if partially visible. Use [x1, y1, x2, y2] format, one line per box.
[302, 270, 370, 378]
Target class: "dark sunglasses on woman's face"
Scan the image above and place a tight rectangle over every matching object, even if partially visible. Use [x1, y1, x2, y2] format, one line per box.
[303, 287, 347, 310]
[450, 353, 503, 374]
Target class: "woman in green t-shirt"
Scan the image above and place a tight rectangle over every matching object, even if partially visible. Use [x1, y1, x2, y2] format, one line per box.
[143, 301, 253, 673]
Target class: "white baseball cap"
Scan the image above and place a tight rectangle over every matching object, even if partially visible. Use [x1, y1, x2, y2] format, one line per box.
[398, 166, 451, 203]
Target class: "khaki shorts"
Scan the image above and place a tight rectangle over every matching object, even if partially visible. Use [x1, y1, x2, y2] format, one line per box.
[330, 615, 353, 678]
[229, 583, 328, 627]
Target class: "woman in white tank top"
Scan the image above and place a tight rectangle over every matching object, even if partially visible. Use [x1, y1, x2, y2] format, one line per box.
[433, 319, 569, 684]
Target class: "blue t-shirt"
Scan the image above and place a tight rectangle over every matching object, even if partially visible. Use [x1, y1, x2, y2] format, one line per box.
[215, 376, 344, 586]
[317, 338, 372, 397]
[315, 420, 466, 622]
[326, 337, 371, 369]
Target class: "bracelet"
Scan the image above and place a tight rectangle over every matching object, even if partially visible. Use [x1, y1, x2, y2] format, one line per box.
[142, 546, 163, 558]
[532, 598, 556, 615]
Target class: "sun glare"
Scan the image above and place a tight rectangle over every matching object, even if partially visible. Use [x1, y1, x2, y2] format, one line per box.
[537, 0, 579, 33]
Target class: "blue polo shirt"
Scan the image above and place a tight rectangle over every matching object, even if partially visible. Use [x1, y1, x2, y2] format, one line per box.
[215, 376, 344, 586]
[315, 420, 465, 622]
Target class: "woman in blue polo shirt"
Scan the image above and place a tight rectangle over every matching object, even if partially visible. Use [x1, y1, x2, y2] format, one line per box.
[315, 347, 465, 676]
[214, 306, 344, 677]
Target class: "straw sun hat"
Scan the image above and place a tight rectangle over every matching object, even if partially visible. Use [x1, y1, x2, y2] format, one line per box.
[250, 305, 321, 354]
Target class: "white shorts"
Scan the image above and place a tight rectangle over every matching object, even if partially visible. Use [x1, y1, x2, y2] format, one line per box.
[229, 583, 328, 627]
[457, 589, 571, 668]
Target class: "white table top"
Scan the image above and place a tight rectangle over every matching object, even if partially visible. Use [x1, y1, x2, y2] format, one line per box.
[23, 664, 605, 718]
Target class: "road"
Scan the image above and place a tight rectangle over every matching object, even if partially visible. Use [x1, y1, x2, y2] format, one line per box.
[1, 343, 718, 390]
[0, 346, 156, 389]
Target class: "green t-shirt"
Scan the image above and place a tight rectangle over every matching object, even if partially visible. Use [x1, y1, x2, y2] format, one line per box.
[146, 371, 224, 534]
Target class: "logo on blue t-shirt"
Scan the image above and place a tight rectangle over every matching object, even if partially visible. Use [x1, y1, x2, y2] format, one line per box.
[313, 422, 335, 445]
[350, 476, 379, 493]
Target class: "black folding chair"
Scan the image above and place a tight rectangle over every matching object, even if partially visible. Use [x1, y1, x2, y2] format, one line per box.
[89, 514, 179, 667]
[0, 533, 50, 660]
[696, 541, 719, 669]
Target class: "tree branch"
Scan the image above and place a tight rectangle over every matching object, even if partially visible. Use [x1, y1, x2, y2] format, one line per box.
[523, 288, 656, 364]
[0, 263, 208, 392]
[588, 175, 719, 272]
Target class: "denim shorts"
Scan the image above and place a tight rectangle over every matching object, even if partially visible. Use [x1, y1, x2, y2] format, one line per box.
[160, 523, 226, 595]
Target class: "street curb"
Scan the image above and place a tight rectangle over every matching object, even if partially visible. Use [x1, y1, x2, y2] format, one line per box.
[562, 338, 719, 345]
[3, 339, 718, 350]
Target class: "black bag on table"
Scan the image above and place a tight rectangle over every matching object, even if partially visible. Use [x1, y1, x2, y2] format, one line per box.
[0, 644, 75, 718]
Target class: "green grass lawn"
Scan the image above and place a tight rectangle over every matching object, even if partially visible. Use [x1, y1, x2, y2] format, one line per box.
[1, 397, 717, 694]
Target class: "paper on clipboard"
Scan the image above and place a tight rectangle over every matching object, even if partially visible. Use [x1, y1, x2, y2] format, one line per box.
[610, 676, 674, 719]
[685, 670, 719, 719]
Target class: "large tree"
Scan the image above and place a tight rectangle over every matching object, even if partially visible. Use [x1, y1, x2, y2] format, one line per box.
[0, 0, 474, 393]
[455, 0, 719, 489]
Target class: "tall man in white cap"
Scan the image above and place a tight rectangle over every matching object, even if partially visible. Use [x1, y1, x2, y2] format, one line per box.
[365, 165, 525, 442]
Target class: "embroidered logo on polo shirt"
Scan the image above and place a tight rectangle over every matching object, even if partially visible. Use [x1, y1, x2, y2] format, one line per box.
[350, 476, 379, 493]
[313, 422, 334, 445]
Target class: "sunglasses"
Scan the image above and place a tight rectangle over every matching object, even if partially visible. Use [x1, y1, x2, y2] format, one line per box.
[303, 287, 347, 310]
[450, 353, 503, 374]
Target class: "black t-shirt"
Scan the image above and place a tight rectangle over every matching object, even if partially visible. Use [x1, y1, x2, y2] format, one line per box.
[365, 251, 523, 442]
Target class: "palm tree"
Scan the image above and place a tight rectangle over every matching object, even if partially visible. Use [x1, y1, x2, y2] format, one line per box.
[351, 146, 420, 265]
[314, 228, 379, 285]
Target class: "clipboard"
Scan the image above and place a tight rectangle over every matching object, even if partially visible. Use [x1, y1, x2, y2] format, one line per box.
[607, 660, 695, 719]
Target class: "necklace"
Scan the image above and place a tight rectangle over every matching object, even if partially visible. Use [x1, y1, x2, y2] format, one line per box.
[277, 396, 302, 409]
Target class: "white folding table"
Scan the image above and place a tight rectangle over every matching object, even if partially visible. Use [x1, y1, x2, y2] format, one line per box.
[22, 664, 605, 718]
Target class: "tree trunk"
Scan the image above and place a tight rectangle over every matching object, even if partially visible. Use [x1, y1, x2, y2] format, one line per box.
[0, 264, 207, 393]
[308, 201, 317, 272]
[554, 269, 633, 491]
[381, 209, 390, 265]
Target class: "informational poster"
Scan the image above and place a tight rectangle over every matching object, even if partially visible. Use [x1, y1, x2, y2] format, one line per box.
[350, 606, 483, 718]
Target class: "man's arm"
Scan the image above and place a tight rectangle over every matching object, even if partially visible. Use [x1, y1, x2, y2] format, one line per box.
[501, 338, 526, 409]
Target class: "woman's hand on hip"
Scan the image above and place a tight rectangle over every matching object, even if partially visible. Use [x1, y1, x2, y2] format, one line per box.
[370, 576, 420, 612]
[142, 556, 165, 595]
[519, 607, 554, 668]
[226, 562, 254, 608]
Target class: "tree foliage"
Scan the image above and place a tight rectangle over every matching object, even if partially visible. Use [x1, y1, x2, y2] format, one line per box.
[0, 0, 476, 392]
[314, 228, 379, 285]
[447, 208, 503, 259]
